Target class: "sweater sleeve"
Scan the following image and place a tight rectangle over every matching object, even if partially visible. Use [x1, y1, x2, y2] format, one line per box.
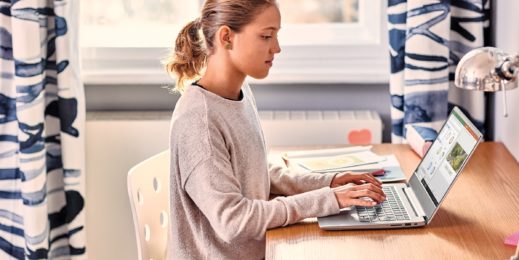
[184, 156, 340, 243]
[268, 161, 337, 196]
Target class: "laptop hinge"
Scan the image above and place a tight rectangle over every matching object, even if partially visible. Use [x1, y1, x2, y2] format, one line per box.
[402, 185, 427, 220]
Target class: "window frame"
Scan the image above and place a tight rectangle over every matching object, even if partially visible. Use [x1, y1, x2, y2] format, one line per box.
[80, 1, 389, 85]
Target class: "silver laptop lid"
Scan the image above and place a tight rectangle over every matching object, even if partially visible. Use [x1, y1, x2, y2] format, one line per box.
[408, 106, 483, 222]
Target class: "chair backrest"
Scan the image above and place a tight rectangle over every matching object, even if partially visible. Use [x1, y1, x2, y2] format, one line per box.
[127, 150, 170, 260]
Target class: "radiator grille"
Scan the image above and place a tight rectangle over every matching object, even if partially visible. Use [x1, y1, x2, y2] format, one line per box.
[258, 110, 382, 147]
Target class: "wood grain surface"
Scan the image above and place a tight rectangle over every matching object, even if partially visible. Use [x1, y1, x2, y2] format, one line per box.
[266, 143, 519, 260]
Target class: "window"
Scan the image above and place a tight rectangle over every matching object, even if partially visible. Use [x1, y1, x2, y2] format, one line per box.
[80, 0, 388, 85]
[281, 0, 359, 23]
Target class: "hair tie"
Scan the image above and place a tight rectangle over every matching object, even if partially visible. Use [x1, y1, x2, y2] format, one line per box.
[189, 18, 202, 38]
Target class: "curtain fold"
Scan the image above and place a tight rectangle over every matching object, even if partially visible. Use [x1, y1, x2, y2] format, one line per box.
[0, 0, 86, 258]
[387, 0, 490, 143]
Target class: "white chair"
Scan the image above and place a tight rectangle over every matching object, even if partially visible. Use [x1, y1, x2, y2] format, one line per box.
[127, 150, 170, 260]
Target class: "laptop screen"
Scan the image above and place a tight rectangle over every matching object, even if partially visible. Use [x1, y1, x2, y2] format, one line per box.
[410, 107, 482, 215]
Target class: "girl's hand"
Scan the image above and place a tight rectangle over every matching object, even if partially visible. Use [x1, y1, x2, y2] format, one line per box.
[332, 183, 386, 208]
[330, 171, 382, 188]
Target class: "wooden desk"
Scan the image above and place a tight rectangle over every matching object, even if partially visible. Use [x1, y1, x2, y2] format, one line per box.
[267, 142, 519, 259]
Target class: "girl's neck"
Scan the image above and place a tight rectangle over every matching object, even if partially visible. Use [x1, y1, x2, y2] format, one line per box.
[198, 57, 245, 101]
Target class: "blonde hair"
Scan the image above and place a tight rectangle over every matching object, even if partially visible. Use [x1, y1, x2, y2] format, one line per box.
[164, 0, 277, 92]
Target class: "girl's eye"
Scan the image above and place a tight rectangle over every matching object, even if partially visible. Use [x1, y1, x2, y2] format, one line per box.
[261, 35, 272, 40]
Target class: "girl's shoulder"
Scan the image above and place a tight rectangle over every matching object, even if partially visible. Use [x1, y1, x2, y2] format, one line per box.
[171, 87, 209, 128]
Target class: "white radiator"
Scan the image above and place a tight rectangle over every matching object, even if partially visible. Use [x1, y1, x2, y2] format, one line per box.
[259, 110, 382, 147]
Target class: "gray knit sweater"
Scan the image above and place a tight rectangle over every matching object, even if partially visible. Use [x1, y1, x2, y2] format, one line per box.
[168, 82, 340, 259]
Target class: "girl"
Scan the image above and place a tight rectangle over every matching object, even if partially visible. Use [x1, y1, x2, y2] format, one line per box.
[164, 1, 386, 259]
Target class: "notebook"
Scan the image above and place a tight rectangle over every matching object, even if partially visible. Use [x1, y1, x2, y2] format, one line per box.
[318, 107, 483, 230]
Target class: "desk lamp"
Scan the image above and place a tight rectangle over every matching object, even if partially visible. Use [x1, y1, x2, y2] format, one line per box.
[456, 47, 519, 259]
[455, 47, 519, 117]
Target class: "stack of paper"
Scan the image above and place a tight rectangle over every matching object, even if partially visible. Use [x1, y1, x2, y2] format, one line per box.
[340, 155, 406, 182]
[294, 151, 385, 172]
[283, 146, 406, 183]
[283, 146, 373, 161]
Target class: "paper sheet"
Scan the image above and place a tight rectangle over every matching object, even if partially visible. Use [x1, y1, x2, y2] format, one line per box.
[312, 155, 406, 182]
[294, 151, 385, 172]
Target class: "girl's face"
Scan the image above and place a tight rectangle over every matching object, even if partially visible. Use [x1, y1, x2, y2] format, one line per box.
[229, 4, 281, 79]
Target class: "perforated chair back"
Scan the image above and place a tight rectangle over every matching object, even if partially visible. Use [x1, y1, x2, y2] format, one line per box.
[127, 150, 170, 260]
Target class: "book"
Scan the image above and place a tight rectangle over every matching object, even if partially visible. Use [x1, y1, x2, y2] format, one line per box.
[406, 124, 438, 158]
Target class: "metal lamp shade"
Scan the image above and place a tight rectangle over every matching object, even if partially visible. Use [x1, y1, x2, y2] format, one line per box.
[455, 47, 517, 91]
[455, 47, 519, 117]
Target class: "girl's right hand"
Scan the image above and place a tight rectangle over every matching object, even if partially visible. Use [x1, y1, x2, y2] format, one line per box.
[332, 183, 386, 208]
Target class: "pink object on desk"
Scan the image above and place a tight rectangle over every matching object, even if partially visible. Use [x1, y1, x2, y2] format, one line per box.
[505, 231, 519, 246]
[369, 169, 386, 176]
[422, 141, 433, 157]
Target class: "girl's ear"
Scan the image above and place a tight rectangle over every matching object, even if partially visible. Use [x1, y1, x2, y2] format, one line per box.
[216, 25, 234, 50]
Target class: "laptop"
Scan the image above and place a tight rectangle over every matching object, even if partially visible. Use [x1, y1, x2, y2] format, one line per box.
[318, 106, 483, 230]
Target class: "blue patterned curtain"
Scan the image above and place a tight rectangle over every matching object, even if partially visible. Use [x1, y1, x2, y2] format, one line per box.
[0, 0, 85, 258]
[388, 0, 490, 143]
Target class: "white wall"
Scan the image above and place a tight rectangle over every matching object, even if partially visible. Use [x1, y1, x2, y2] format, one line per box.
[86, 114, 170, 260]
[493, 0, 519, 160]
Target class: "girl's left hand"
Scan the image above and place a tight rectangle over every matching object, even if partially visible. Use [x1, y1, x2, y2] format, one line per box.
[330, 171, 382, 188]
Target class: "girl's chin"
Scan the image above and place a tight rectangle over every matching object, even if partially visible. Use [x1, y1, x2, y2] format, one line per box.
[249, 70, 270, 79]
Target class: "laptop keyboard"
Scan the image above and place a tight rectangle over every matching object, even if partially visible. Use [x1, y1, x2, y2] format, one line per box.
[356, 186, 410, 222]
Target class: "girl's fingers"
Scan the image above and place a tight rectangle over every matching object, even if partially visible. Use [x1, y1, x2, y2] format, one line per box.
[350, 186, 386, 203]
[348, 198, 377, 207]
[361, 174, 382, 186]
[350, 183, 383, 193]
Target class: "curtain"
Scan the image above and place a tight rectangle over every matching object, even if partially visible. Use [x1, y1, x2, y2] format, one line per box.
[387, 0, 490, 143]
[0, 0, 86, 259]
